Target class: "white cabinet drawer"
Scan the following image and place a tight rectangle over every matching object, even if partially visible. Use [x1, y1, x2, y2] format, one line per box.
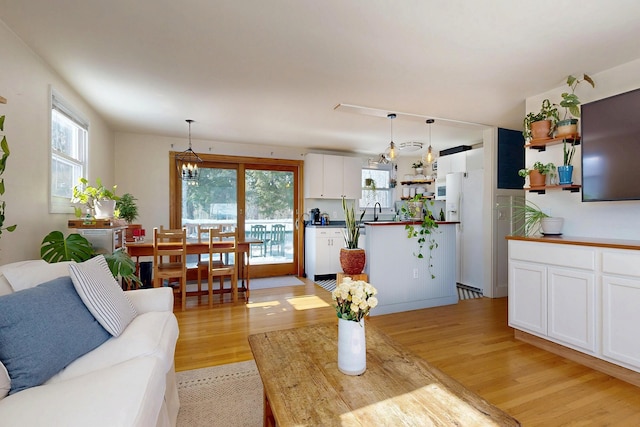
[509, 241, 595, 271]
[602, 250, 640, 278]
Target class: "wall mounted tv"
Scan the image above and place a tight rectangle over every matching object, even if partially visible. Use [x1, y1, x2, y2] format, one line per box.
[581, 87, 640, 202]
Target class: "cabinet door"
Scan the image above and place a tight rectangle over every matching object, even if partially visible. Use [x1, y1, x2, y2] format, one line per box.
[304, 153, 324, 198]
[548, 267, 596, 353]
[314, 229, 343, 275]
[602, 275, 640, 370]
[342, 157, 362, 199]
[437, 155, 451, 179]
[509, 261, 547, 335]
[322, 155, 344, 199]
[450, 152, 467, 173]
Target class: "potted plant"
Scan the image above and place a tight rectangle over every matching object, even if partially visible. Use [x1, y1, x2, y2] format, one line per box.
[412, 161, 424, 175]
[523, 99, 559, 142]
[0, 112, 17, 239]
[518, 161, 556, 188]
[558, 140, 576, 185]
[72, 177, 119, 219]
[401, 197, 439, 278]
[340, 197, 366, 275]
[556, 74, 595, 137]
[510, 199, 563, 236]
[115, 193, 139, 223]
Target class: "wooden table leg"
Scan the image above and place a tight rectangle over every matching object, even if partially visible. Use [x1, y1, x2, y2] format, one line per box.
[264, 391, 275, 427]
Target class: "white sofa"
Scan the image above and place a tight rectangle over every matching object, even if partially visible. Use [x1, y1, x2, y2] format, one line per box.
[0, 260, 180, 427]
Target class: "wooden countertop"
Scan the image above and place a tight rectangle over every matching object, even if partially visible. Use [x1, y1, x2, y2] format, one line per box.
[364, 221, 459, 226]
[506, 235, 640, 251]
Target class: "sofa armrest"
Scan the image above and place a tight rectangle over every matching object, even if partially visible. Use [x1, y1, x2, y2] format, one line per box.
[125, 288, 174, 314]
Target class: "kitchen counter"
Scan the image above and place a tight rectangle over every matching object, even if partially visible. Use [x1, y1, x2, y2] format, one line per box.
[364, 222, 457, 315]
[364, 220, 459, 226]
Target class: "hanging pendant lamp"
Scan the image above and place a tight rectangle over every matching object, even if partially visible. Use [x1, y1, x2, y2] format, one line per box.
[425, 119, 435, 164]
[175, 119, 203, 186]
[387, 113, 397, 160]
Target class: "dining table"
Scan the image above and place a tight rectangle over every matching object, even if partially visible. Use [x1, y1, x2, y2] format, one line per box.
[125, 238, 262, 298]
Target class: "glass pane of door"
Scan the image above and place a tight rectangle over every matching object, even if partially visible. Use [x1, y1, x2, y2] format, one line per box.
[181, 166, 238, 237]
[245, 168, 294, 271]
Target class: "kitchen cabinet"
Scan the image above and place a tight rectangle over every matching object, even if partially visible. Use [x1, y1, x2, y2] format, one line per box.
[304, 153, 361, 199]
[305, 228, 343, 280]
[436, 147, 483, 180]
[508, 237, 640, 382]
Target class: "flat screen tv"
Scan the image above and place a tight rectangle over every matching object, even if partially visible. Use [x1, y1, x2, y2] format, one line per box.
[581, 87, 640, 202]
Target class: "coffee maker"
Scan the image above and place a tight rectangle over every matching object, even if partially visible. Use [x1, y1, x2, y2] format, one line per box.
[310, 208, 321, 225]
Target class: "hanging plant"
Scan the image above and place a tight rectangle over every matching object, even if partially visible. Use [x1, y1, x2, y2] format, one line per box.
[0, 112, 17, 239]
[401, 196, 439, 278]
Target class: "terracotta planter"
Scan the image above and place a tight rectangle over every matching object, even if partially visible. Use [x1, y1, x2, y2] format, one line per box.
[530, 120, 552, 140]
[529, 170, 546, 187]
[339, 248, 366, 275]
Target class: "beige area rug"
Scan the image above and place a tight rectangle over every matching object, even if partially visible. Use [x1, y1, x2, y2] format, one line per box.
[176, 360, 264, 427]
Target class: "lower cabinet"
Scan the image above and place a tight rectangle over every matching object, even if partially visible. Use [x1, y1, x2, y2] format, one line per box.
[509, 240, 640, 374]
[305, 228, 343, 280]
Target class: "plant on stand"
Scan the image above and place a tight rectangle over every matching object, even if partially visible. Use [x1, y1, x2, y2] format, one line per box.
[331, 277, 378, 375]
[72, 177, 119, 219]
[340, 197, 366, 275]
[523, 99, 559, 142]
[518, 161, 556, 188]
[556, 74, 595, 137]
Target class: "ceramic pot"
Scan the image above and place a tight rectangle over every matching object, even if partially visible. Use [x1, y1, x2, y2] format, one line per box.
[557, 165, 574, 185]
[529, 170, 546, 188]
[556, 119, 578, 137]
[338, 318, 366, 375]
[530, 120, 552, 140]
[414, 168, 423, 175]
[339, 248, 365, 275]
[541, 217, 564, 235]
[94, 199, 116, 219]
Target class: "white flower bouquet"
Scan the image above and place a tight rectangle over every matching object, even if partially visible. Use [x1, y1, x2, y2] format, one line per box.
[332, 278, 378, 322]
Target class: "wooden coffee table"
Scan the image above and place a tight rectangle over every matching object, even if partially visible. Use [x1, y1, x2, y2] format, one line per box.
[248, 322, 520, 426]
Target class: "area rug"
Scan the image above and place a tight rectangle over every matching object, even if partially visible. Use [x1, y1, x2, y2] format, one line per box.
[457, 283, 483, 300]
[315, 278, 337, 293]
[249, 275, 304, 290]
[176, 360, 263, 427]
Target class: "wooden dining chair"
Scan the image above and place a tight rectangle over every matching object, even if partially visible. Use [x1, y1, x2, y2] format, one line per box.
[195, 224, 221, 293]
[207, 228, 239, 305]
[153, 227, 188, 310]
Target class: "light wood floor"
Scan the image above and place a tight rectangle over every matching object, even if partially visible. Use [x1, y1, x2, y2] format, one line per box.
[173, 278, 640, 426]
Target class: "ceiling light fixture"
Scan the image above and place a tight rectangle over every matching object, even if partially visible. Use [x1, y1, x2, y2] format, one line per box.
[387, 113, 396, 160]
[425, 119, 435, 164]
[398, 141, 423, 152]
[175, 119, 203, 186]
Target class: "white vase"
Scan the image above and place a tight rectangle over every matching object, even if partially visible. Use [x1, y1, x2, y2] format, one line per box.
[94, 199, 116, 219]
[338, 318, 366, 375]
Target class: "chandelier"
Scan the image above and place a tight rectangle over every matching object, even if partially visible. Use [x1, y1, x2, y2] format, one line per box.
[175, 119, 203, 186]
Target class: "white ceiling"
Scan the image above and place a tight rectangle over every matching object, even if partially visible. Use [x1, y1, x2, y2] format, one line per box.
[1, 0, 640, 157]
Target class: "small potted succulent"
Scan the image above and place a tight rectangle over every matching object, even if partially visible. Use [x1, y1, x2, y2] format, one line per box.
[523, 99, 559, 142]
[518, 161, 556, 188]
[556, 74, 595, 137]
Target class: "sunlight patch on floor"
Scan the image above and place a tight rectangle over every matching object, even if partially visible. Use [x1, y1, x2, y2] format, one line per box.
[246, 300, 281, 309]
[286, 295, 331, 310]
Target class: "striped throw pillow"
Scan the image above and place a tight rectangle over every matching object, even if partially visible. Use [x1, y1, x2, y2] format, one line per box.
[69, 256, 137, 337]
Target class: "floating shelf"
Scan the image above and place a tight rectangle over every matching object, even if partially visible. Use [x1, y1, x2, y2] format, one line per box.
[525, 134, 580, 151]
[400, 180, 434, 185]
[525, 184, 581, 194]
[400, 196, 434, 200]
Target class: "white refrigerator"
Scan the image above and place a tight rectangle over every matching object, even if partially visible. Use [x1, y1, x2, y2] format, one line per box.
[445, 170, 484, 293]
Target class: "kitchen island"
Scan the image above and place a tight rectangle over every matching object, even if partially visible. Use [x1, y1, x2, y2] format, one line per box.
[364, 221, 458, 315]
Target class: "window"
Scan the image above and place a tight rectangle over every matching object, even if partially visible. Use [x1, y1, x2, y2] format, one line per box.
[50, 91, 88, 213]
[360, 166, 393, 208]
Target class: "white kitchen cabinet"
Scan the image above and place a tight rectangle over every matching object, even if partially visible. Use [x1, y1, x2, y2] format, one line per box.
[508, 260, 547, 335]
[601, 250, 640, 370]
[305, 228, 343, 280]
[435, 148, 483, 180]
[304, 153, 361, 199]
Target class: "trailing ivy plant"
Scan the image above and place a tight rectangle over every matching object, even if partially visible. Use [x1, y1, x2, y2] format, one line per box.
[401, 196, 439, 278]
[0, 113, 17, 239]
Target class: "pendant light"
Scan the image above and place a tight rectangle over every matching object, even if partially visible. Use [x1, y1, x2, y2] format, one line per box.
[175, 119, 203, 186]
[387, 113, 397, 160]
[425, 119, 435, 164]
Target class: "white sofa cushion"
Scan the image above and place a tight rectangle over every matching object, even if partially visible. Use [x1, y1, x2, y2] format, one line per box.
[47, 310, 179, 384]
[0, 362, 9, 400]
[4, 260, 72, 292]
[69, 256, 137, 337]
[0, 356, 166, 427]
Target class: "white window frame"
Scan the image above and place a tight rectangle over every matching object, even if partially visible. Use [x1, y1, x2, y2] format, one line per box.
[49, 89, 89, 214]
[359, 165, 393, 209]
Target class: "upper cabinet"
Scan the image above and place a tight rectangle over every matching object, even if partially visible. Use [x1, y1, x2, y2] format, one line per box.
[304, 153, 361, 199]
[437, 147, 483, 179]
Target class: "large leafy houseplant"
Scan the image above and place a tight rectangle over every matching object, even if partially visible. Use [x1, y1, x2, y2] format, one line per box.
[558, 74, 595, 120]
[115, 193, 139, 224]
[0, 113, 17, 239]
[40, 231, 141, 287]
[71, 177, 119, 210]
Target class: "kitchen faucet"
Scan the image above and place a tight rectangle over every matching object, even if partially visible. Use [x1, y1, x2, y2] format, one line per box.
[374, 202, 381, 221]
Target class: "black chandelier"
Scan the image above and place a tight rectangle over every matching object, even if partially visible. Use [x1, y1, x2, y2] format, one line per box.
[175, 119, 203, 185]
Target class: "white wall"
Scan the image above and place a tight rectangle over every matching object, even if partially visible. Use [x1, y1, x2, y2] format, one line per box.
[525, 60, 640, 240]
[0, 21, 115, 263]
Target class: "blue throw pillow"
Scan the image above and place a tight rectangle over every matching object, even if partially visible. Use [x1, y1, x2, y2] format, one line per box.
[0, 276, 111, 394]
